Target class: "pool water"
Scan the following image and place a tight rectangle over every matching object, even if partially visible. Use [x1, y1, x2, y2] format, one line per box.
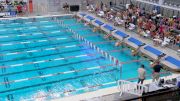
[0, 16, 167, 101]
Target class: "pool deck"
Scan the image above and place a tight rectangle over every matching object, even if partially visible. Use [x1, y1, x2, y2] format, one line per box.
[51, 74, 180, 101]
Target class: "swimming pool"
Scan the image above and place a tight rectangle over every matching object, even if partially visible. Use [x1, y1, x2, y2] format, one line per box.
[0, 15, 168, 101]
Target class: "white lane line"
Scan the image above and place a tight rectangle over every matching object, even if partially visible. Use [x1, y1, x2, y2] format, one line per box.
[14, 78, 29, 82]
[51, 31, 60, 33]
[56, 38, 67, 40]
[21, 41, 31, 44]
[65, 45, 76, 48]
[32, 33, 43, 35]
[40, 21, 49, 23]
[1, 43, 13, 46]
[45, 48, 56, 51]
[0, 29, 6, 31]
[54, 58, 64, 61]
[14, 28, 22, 30]
[17, 34, 26, 37]
[33, 60, 46, 64]
[75, 55, 87, 58]
[26, 50, 38, 53]
[10, 23, 19, 25]
[10, 64, 23, 67]
[6, 52, 19, 55]
[28, 27, 37, 29]
[0, 36, 9, 38]
[39, 74, 53, 78]
[37, 40, 48, 42]
[44, 25, 54, 28]
[63, 71, 75, 74]
[86, 66, 100, 70]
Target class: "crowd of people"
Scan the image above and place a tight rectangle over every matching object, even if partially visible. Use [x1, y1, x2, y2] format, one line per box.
[0, 0, 27, 15]
[86, 2, 180, 49]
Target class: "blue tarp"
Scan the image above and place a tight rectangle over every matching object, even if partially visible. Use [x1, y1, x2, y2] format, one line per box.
[165, 56, 180, 68]
[94, 20, 104, 26]
[144, 46, 163, 56]
[115, 30, 129, 38]
[128, 37, 144, 46]
[86, 16, 95, 20]
[103, 25, 114, 31]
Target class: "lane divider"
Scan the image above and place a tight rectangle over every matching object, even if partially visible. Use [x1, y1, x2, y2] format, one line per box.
[63, 22, 122, 67]
[62, 22, 149, 67]
[0, 48, 124, 69]
[0, 38, 112, 57]
[0, 30, 68, 40]
[0, 20, 52, 26]
[0, 37, 67, 46]
[0, 64, 115, 85]
[0, 27, 97, 44]
[22, 82, 117, 101]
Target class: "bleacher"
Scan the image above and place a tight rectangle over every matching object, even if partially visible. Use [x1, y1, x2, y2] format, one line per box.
[115, 0, 180, 17]
[164, 0, 180, 7]
[111, 4, 126, 12]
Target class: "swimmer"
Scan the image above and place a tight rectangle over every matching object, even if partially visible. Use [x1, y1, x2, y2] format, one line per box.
[93, 27, 100, 32]
[150, 61, 154, 67]
[84, 22, 89, 26]
[131, 49, 138, 56]
[93, 27, 97, 32]
[115, 41, 122, 46]
[77, 18, 82, 22]
[104, 34, 111, 39]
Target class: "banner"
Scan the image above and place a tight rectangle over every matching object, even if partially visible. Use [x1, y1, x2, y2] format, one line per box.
[29, 0, 33, 13]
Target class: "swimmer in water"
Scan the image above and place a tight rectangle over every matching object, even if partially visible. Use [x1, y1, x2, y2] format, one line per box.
[132, 49, 138, 56]
[115, 41, 122, 46]
[84, 21, 90, 26]
[104, 34, 111, 39]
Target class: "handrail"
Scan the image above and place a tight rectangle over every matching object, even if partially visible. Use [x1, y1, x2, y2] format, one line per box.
[118, 80, 149, 96]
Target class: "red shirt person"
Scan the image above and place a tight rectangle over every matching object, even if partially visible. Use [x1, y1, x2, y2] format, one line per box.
[17, 5, 22, 13]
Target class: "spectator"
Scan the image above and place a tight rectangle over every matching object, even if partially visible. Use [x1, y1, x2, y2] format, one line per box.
[17, 4, 22, 14]
[63, 2, 69, 13]
[100, 1, 103, 10]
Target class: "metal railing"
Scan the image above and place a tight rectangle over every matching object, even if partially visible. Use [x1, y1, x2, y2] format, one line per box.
[118, 80, 149, 96]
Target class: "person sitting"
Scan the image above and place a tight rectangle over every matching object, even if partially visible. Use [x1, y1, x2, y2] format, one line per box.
[88, 4, 95, 12]
[97, 11, 105, 17]
[114, 16, 123, 26]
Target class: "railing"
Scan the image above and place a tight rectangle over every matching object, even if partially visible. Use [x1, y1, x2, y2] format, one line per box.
[118, 80, 149, 96]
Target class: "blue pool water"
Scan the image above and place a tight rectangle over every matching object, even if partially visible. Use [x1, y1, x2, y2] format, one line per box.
[0, 16, 168, 101]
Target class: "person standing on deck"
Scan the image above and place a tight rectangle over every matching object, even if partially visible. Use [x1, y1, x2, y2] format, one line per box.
[137, 65, 146, 84]
[151, 62, 163, 82]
